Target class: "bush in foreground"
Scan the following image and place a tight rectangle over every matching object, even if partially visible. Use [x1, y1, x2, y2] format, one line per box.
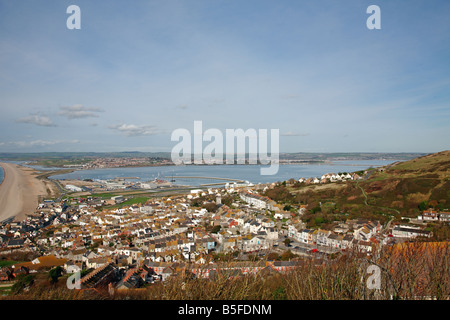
[2, 243, 448, 300]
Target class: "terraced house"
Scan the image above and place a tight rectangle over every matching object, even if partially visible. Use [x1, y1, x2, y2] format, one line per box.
[240, 191, 274, 210]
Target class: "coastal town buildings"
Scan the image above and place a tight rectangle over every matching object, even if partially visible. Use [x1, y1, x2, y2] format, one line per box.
[0, 179, 445, 291]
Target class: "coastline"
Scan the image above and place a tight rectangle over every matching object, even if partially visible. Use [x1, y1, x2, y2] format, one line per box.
[0, 162, 49, 222]
[0, 165, 4, 187]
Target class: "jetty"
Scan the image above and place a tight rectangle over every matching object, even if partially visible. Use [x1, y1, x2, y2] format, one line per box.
[167, 176, 245, 183]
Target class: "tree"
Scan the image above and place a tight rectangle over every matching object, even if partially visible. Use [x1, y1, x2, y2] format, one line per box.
[264, 185, 295, 203]
[283, 238, 292, 247]
[418, 201, 428, 211]
[267, 252, 280, 261]
[315, 217, 325, 225]
[211, 225, 222, 234]
[428, 200, 438, 208]
[204, 202, 219, 213]
[11, 274, 35, 294]
[48, 266, 63, 284]
[222, 195, 234, 207]
[311, 206, 321, 214]
[280, 250, 296, 261]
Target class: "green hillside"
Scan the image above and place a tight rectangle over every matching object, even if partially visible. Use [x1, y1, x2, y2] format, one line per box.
[281, 151, 450, 230]
[362, 150, 450, 213]
[386, 150, 450, 177]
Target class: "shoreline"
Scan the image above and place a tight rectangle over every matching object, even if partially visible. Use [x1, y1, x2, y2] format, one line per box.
[0, 166, 5, 187]
[29, 158, 397, 171]
[0, 162, 50, 222]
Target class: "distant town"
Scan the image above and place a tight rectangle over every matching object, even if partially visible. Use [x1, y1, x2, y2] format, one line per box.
[0, 151, 425, 169]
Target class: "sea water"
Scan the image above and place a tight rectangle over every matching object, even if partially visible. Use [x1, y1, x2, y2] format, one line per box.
[48, 160, 397, 187]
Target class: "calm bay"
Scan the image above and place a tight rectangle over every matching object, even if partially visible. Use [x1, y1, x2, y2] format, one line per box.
[48, 160, 397, 187]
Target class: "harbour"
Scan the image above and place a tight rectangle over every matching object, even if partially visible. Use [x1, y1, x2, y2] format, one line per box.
[46, 160, 396, 189]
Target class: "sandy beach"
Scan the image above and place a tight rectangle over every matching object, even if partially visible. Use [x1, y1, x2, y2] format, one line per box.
[0, 162, 50, 222]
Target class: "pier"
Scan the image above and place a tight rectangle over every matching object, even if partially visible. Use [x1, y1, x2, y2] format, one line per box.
[167, 176, 245, 183]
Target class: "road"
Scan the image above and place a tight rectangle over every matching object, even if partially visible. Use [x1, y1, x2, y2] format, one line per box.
[0, 282, 14, 288]
[274, 237, 340, 256]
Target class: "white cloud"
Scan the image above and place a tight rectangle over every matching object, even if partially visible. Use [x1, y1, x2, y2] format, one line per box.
[16, 115, 56, 127]
[108, 124, 161, 136]
[58, 105, 104, 119]
[0, 139, 79, 148]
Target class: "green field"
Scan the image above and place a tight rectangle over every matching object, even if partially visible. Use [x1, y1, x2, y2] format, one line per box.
[108, 197, 151, 208]
[0, 261, 21, 268]
[0, 286, 13, 296]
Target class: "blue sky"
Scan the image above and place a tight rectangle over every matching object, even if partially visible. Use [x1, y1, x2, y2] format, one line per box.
[0, 0, 449, 153]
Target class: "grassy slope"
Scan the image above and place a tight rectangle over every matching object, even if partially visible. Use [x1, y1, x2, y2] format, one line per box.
[289, 151, 450, 224]
[359, 150, 450, 216]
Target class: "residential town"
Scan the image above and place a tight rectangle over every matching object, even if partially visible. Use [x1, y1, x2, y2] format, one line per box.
[299, 171, 362, 184]
[80, 157, 173, 169]
[46, 157, 174, 170]
[0, 178, 446, 293]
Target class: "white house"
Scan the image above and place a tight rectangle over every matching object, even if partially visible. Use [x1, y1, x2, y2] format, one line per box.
[288, 225, 298, 239]
[240, 192, 274, 210]
[354, 226, 373, 241]
[263, 227, 279, 241]
[316, 229, 331, 246]
[300, 229, 310, 244]
[439, 212, 450, 222]
[241, 236, 269, 252]
[392, 225, 432, 239]
[327, 233, 343, 248]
